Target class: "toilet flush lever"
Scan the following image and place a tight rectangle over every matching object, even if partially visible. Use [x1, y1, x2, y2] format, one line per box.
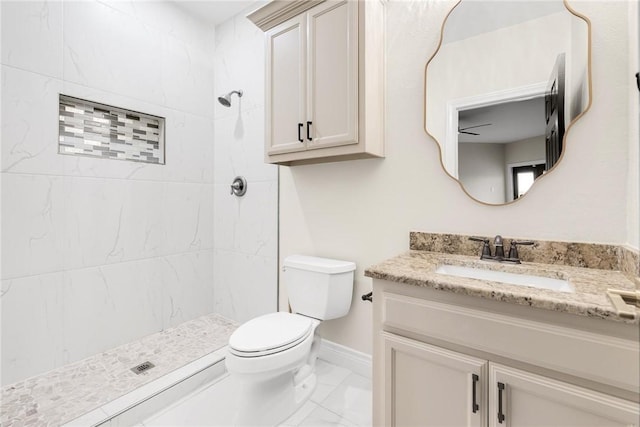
[230, 176, 247, 197]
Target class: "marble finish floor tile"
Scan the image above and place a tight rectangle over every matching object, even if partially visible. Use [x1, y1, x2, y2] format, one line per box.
[280, 401, 320, 427]
[316, 373, 372, 427]
[296, 406, 358, 427]
[1, 313, 237, 427]
[309, 360, 352, 404]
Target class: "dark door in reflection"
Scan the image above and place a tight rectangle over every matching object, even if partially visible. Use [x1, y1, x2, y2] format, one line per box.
[513, 164, 545, 199]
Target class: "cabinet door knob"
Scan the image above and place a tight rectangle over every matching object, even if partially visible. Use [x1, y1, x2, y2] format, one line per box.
[497, 382, 506, 424]
[307, 121, 313, 141]
[298, 123, 303, 143]
[472, 374, 480, 414]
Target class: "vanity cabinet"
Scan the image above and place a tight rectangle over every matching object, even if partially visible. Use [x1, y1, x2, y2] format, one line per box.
[373, 280, 640, 427]
[384, 332, 638, 427]
[383, 333, 486, 427]
[488, 364, 639, 427]
[249, 0, 384, 165]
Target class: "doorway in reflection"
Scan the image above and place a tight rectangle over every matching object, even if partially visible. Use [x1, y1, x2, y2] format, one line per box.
[457, 97, 547, 204]
[512, 164, 545, 199]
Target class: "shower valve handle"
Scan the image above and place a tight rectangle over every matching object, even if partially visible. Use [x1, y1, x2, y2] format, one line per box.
[230, 182, 240, 195]
[230, 176, 247, 197]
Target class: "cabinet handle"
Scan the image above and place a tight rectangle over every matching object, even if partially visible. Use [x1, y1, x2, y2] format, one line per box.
[497, 382, 506, 424]
[306, 121, 313, 141]
[297, 123, 303, 143]
[472, 374, 479, 414]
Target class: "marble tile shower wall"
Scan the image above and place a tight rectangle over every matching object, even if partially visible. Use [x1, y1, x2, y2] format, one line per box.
[212, 7, 279, 323]
[1, 1, 216, 386]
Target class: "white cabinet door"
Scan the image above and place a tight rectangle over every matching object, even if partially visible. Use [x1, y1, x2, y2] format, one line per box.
[266, 14, 307, 155]
[256, 0, 384, 165]
[306, 0, 358, 150]
[384, 333, 487, 427]
[489, 363, 639, 427]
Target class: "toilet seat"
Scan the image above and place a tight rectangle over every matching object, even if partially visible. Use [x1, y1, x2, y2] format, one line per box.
[228, 312, 313, 358]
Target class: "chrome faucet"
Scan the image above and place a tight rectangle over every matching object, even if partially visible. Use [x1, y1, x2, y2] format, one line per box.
[469, 235, 534, 264]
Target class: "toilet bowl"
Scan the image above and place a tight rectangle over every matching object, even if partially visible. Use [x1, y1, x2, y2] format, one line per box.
[226, 312, 321, 426]
[225, 255, 356, 426]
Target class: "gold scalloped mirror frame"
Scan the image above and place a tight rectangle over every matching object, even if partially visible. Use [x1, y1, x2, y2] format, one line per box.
[424, 0, 592, 206]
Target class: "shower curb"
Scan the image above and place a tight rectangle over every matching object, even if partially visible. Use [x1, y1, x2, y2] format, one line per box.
[62, 348, 228, 427]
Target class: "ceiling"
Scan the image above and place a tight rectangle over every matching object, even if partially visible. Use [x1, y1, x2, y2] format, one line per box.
[458, 97, 546, 144]
[173, 0, 263, 26]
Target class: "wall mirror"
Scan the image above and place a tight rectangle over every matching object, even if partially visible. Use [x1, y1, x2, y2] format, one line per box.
[425, 0, 590, 205]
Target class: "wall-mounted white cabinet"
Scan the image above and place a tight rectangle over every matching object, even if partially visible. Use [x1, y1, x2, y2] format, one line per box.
[373, 280, 640, 427]
[248, 0, 384, 166]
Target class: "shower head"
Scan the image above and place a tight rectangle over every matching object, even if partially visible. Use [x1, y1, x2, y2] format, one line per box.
[218, 90, 243, 107]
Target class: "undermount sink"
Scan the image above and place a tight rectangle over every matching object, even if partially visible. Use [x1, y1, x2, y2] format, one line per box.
[435, 264, 574, 293]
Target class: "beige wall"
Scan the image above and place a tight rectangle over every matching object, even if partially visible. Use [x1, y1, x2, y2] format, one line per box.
[504, 136, 546, 166]
[458, 143, 506, 204]
[569, 5, 589, 122]
[627, 0, 639, 251]
[280, 0, 638, 355]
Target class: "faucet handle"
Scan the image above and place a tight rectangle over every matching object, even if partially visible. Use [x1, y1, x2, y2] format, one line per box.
[512, 240, 534, 245]
[469, 236, 491, 258]
[508, 240, 534, 260]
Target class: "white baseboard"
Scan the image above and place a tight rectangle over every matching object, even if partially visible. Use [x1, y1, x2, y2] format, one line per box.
[318, 339, 372, 379]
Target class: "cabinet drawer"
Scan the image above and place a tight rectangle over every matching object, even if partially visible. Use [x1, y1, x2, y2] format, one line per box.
[382, 291, 640, 393]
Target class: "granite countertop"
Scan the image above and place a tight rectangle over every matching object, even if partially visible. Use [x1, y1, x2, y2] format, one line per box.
[364, 250, 639, 324]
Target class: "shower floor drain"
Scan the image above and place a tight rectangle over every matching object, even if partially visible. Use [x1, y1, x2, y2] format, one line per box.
[131, 361, 155, 374]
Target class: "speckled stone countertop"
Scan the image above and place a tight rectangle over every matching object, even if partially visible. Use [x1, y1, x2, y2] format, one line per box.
[365, 250, 639, 325]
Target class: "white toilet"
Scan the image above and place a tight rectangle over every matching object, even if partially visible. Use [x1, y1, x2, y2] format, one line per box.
[225, 255, 356, 426]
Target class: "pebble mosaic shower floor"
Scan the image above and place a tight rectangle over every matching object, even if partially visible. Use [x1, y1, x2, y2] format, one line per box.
[1, 314, 237, 427]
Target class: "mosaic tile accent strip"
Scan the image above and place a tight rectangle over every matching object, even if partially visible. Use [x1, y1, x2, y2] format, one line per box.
[0, 313, 237, 427]
[409, 231, 621, 271]
[58, 95, 165, 164]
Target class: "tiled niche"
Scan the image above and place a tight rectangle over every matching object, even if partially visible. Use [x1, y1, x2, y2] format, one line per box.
[58, 95, 165, 164]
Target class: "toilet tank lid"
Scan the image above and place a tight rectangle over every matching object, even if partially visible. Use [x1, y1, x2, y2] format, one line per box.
[284, 255, 356, 274]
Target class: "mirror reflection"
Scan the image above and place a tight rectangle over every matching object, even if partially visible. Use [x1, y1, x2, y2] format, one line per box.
[426, 0, 589, 204]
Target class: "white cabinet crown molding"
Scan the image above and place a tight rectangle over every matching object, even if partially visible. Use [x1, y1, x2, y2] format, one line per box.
[247, 0, 326, 32]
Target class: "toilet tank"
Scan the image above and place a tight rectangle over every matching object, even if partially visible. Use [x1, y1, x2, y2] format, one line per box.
[283, 255, 356, 320]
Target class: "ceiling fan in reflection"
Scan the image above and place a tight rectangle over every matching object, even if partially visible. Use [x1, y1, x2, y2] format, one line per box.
[458, 123, 492, 136]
